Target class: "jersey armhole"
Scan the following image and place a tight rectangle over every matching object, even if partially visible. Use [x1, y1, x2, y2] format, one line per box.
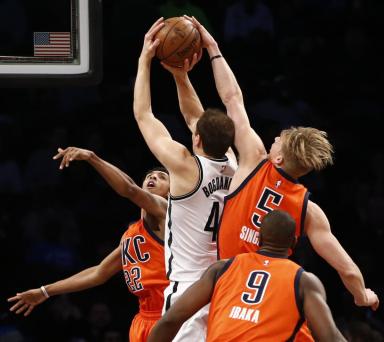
[300, 191, 310, 236]
[294, 267, 305, 315]
[214, 257, 235, 285]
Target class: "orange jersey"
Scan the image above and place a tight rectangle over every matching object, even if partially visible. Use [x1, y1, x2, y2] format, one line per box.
[218, 159, 309, 259]
[207, 252, 308, 342]
[121, 219, 169, 315]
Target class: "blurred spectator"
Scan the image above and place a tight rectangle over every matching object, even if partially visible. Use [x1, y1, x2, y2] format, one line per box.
[0, 118, 23, 194]
[24, 126, 68, 192]
[224, 0, 274, 42]
[86, 302, 113, 342]
[159, 0, 214, 33]
[0, 0, 27, 54]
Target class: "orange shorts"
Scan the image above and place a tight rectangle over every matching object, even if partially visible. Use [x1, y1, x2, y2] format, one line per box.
[129, 311, 161, 342]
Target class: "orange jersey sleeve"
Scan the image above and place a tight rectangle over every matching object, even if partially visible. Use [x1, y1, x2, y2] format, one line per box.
[121, 219, 169, 314]
[218, 160, 309, 259]
[207, 252, 310, 342]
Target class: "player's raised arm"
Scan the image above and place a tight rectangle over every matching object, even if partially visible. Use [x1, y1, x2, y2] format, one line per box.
[133, 18, 193, 173]
[53, 147, 167, 219]
[301, 272, 347, 342]
[189, 16, 266, 170]
[161, 54, 203, 134]
[8, 247, 121, 317]
[305, 201, 379, 311]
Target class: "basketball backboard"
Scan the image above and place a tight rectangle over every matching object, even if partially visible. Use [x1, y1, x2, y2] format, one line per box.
[0, 0, 102, 86]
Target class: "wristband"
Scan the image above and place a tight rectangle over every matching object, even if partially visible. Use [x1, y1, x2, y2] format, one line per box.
[40, 285, 50, 298]
[210, 54, 222, 62]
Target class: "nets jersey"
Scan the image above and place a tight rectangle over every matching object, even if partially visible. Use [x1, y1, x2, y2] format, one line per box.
[218, 159, 309, 259]
[207, 252, 308, 342]
[165, 154, 236, 282]
[121, 219, 169, 314]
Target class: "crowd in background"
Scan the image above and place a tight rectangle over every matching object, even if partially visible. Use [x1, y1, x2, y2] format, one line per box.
[1, 0, 383, 341]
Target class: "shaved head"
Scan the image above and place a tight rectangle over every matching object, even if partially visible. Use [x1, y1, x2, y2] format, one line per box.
[260, 210, 296, 249]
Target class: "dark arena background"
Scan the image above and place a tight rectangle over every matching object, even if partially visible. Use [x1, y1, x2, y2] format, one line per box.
[1, 0, 383, 341]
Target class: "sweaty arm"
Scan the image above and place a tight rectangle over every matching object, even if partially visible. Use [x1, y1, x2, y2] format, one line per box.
[133, 27, 193, 177]
[161, 58, 204, 134]
[53, 147, 167, 218]
[301, 272, 347, 342]
[169, 63, 237, 164]
[8, 247, 121, 316]
[148, 260, 226, 342]
[190, 17, 265, 185]
[305, 201, 379, 310]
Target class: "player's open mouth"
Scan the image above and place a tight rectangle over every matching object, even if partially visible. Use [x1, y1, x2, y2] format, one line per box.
[147, 181, 155, 188]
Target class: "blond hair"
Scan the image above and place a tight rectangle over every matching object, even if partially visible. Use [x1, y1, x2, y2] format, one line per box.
[281, 127, 334, 173]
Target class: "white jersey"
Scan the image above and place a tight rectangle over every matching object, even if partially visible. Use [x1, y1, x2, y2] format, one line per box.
[164, 154, 236, 282]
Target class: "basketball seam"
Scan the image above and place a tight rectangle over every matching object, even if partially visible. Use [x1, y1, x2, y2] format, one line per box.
[158, 18, 185, 59]
[161, 22, 196, 63]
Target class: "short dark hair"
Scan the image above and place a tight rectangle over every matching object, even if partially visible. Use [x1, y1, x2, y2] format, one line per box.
[195, 108, 235, 159]
[260, 210, 296, 249]
[142, 166, 169, 183]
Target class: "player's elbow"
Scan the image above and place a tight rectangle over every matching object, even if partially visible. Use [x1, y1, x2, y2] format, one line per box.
[118, 184, 137, 199]
[222, 89, 243, 107]
[337, 263, 360, 280]
[133, 106, 142, 121]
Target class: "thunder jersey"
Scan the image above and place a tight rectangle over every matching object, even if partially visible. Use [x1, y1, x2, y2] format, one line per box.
[121, 219, 169, 314]
[218, 159, 309, 259]
[207, 252, 307, 342]
[165, 154, 236, 282]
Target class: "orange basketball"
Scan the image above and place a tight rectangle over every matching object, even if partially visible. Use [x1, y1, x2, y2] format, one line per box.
[155, 17, 202, 68]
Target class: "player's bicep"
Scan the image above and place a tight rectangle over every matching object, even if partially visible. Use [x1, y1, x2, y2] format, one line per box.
[97, 247, 122, 280]
[136, 113, 190, 169]
[306, 202, 354, 272]
[302, 272, 343, 341]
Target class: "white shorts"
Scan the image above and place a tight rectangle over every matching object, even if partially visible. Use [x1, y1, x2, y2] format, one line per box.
[163, 280, 210, 342]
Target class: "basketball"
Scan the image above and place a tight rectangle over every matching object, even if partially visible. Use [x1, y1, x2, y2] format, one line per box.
[155, 17, 202, 68]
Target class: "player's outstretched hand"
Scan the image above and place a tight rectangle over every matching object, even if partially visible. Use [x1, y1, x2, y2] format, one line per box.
[53, 147, 93, 169]
[140, 17, 164, 61]
[8, 289, 47, 317]
[161, 50, 202, 76]
[184, 15, 216, 49]
[358, 288, 380, 311]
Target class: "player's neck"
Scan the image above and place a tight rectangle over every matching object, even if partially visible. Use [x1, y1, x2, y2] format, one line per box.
[193, 146, 208, 158]
[258, 246, 289, 258]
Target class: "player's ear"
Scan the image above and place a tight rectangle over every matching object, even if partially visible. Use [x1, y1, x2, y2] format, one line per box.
[272, 154, 283, 166]
[193, 133, 202, 147]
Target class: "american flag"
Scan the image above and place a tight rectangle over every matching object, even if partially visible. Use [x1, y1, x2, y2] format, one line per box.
[33, 32, 71, 57]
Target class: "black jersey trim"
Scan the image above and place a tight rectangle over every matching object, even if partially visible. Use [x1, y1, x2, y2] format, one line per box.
[165, 281, 179, 311]
[300, 191, 310, 236]
[224, 159, 268, 201]
[294, 267, 305, 314]
[256, 250, 289, 259]
[203, 155, 228, 162]
[286, 317, 305, 342]
[274, 166, 299, 184]
[142, 219, 164, 246]
[217, 159, 268, 259]
[166, 199, 174, 279]
[169, 155, 203, 201]
[286, 268, 305, 342]
[214, 257, 235, 285]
